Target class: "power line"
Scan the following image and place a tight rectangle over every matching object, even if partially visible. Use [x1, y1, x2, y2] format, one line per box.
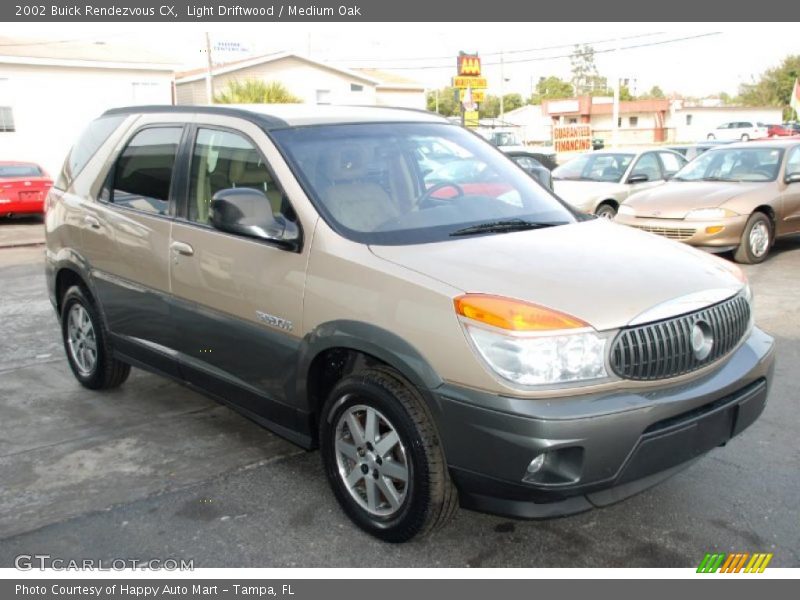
[338, 31, 665, 63]
[369, 32, 722, 70]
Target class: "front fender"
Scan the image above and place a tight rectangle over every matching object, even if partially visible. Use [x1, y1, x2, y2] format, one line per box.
[294, 319, 444, 411]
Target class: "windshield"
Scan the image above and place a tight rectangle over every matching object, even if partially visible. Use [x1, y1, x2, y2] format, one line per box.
[0, 165, 42, 177]
[672, 147, 784, 182]
[270, 123, 576, 245]
[490, 131, 520, 146]
[552, 153, 634, 183]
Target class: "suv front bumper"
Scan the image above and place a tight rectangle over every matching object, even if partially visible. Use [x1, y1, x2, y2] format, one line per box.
[431, 326, 775, 518]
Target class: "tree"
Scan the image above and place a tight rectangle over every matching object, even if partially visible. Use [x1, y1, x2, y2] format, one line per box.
[639, 85, 666, 100]
[426, 87, 459, 116]
[479, 94, 500, 118]
[214, 80, 302, 104]
[737, 54, 800, 119]
[529, 76, 574, 104]
[502, 93, 524, 113]
[570, 45, 607, 96]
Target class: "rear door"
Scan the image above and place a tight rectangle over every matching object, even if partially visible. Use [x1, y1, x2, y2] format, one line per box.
[80, 120, 187, 375]
[168, 117, 312, 432]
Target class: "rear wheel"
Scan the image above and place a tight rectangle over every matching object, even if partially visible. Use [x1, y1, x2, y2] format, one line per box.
[734, 212, 772, 264]
[61, 285, 130, 389]
[707, 134, 716, 140]
[320, 367, 457, 542]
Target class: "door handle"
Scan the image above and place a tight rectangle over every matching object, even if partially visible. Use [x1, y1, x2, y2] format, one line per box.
[170, 241, 194, 256]
[83, 215, 100, 229]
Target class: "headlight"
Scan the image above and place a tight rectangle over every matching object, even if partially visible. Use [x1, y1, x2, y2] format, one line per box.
[685, 207, 738, 220]
[455, 294, 613, 387]
[617, 204, 636, 216]
[465, 326, 609, 386]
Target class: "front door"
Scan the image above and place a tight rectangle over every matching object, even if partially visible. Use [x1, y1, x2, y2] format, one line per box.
[168, 120, 310, 433]
[779, 145, 800, 235]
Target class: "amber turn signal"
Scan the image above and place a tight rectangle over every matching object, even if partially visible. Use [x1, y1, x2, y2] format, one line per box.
[705, 225, 725, 234]
[454, 294, 588, 331]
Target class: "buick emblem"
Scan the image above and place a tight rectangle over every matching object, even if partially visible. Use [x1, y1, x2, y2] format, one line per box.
[690, 320, 714, 361]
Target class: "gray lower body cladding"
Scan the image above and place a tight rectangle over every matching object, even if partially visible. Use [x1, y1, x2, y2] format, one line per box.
[431, 327, 775, 518]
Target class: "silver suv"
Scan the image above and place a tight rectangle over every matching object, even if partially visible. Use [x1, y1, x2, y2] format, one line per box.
[46, 105, 775, 542]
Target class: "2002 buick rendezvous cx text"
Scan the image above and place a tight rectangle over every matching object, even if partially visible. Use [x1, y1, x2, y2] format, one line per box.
[45, 105, 775, 542]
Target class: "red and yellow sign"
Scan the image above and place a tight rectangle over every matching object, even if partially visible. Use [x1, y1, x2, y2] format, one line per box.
[457, 53, 481, 77]
[453, 76, 487, 89]
[459, 89, 486, 103]
[553, 124, 592, 153]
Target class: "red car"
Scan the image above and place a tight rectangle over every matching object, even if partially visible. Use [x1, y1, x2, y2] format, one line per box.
[0, 161, 52, 217]
[767, 123, 800, 137]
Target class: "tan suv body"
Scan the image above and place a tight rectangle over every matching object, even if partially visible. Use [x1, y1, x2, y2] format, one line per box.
[46, 105, 775, 541]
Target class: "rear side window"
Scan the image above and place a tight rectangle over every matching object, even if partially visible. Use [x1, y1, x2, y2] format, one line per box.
[56, 115, 125, 189]
[109, 127, 182, 215]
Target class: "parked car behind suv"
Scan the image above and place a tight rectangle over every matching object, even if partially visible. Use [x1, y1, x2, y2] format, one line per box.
[616, 140, 800, 263]
[46, 105, 774, 542]
[0, 161, 52, 217]
[707, 121, 768, 142]
[552, 148, 687, 218]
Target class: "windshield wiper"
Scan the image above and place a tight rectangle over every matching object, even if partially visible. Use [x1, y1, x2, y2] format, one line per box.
[449, 219, 565, 237]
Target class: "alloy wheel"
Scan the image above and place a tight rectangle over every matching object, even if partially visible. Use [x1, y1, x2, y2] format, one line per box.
[66, 304, 97, 376]
[334, 402, 409, 517]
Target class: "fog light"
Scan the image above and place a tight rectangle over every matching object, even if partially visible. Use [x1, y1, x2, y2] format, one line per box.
[705, 225, 725, 234]
[526, 454, 546, 475]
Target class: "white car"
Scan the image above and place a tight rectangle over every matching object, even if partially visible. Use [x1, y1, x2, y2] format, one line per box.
[706, 121, 768, 142]
[552, 148, 687, 218]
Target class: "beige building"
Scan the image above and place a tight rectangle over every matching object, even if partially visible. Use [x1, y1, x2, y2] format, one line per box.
[175, 53, 425, 109]
[0, 37, 175, 177]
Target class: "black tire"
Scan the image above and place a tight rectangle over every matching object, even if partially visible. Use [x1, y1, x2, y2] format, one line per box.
[734, 212, 772, 264]
[320, 367, 457, 542]
[595, 202, 617, 219]
[60, 285, 130, 390]
[707, 134, 715, 140]
[741, 133, 750, 142]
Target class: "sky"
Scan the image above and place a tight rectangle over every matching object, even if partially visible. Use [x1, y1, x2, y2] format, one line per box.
[9, 22, 800, 98]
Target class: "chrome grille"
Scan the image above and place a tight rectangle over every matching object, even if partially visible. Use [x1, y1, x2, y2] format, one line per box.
[610, 294, 751, 381]
[630, 224, 695, 241]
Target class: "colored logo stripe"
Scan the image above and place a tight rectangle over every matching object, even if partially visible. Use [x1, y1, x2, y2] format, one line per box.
[697, 552, 773, 573]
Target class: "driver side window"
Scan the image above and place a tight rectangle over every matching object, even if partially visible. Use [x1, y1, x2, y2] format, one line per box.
[187, 128, 292, 225]
[630, 153, 663, 182]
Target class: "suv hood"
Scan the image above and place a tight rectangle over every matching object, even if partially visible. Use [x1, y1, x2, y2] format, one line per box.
[626, 181, 761, 218]
[369, 219, 743, 331]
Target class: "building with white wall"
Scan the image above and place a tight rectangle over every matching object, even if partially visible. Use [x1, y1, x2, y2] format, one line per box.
[175, 53, 425, 110]
[0, 37, 175, 177]
[670, 102, 783, 142]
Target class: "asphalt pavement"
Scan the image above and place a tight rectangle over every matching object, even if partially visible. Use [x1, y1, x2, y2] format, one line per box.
[0, 224, 798, 567]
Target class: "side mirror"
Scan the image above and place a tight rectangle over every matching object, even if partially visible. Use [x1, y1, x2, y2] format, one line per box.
[628, 173, 649, 184]
[209, 188, 300, 249]
[785, 172, 800, 184]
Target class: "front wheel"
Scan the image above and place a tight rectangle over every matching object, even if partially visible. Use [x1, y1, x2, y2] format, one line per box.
[595, 203, 618, 219]
[320, 367, 457, 542]
[707, 134, 716, 140]
[741, 133, 750, 142]
[734, 212, 772, 264]
[61, 285, 131, 389]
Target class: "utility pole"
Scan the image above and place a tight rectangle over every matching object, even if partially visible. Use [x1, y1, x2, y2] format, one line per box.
[499, 50, 505, 124]
[611, 37, 620, 148]
[205, 32, 214, 104]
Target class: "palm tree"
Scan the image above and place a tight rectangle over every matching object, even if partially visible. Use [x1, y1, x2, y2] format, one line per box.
[214, 80, 303, 104]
